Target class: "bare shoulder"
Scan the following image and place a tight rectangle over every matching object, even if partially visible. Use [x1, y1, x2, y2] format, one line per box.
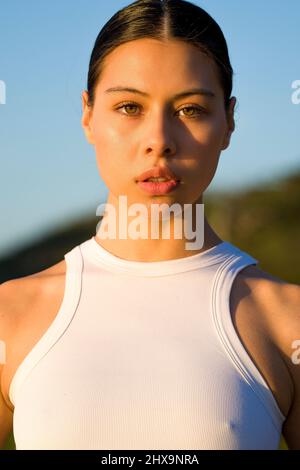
[0, 259, 67, 345]
[234, 264, 300, 350]
[233, 264, 300, 449]
[0, 259, 67, 411]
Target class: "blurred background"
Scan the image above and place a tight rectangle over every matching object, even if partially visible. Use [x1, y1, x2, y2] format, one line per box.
[1, 0, 299, 451]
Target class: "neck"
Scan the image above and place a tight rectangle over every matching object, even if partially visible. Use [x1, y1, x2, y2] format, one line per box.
[94, 193, 223, 262]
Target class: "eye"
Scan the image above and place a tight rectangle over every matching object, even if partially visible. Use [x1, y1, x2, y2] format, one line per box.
[116, 101, 140, 115]
[176, 105, 206, 118]
[115, 101, 206, 118]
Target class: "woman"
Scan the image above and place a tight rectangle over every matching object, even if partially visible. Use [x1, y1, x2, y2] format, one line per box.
[1, 0, 299, 450]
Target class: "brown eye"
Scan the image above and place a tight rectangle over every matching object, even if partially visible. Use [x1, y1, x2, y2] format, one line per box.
[177, 106, 205, 118]
[117, 102, 140, 115]
[115, 102, 206, 118]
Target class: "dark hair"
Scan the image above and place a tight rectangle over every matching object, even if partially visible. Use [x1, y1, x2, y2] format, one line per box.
[86, 0, 233, 109]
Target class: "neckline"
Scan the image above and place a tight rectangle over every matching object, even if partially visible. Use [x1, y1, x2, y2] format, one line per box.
[80, 236, 239, 277]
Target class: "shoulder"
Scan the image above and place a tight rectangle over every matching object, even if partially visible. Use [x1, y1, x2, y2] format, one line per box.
[0, 259, 66, 410]
[233, 264, 300, 449]
[0, 259, 66, 338]
[233, 264, 300, 349]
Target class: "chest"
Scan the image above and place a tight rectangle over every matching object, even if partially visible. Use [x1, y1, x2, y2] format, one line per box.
[4, 270, 289, 449]
[12, 322, 281, 450]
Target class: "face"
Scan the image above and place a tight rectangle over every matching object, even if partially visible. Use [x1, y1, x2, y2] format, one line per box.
[82, 38, 235, 213]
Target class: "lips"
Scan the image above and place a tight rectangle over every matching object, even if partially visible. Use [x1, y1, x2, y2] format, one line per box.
[137, 179, 180, 195]
[136, 166, 180, 183]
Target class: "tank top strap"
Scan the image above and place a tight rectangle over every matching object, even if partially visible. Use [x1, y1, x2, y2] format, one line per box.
[9, 244, 83, 406]
[211, 247, 286, 432]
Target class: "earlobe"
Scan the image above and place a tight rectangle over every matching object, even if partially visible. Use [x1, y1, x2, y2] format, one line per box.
[81, 90, 95, 145]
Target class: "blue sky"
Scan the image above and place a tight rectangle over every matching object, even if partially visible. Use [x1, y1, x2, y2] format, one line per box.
[0, 0, 300, 256]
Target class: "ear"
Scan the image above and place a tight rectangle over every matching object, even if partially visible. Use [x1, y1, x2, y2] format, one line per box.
[221, 96, 236, 150]
[81, 90, 95, 145]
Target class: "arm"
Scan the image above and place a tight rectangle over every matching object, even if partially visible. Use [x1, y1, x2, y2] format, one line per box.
[0, 365, 13, 449]
[270, 283, 300, 449]
[282, 369, 300, 450]
[0, 268, 63, 450]
[0, 281, 14, 449]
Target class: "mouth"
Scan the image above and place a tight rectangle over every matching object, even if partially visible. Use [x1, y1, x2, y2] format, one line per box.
[135, 166, 181, 195]
[136, 178, 180, 195]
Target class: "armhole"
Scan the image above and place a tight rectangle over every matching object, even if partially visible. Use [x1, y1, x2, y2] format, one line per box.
[211, 253, 286, 434]
[9, 245, 83, 406]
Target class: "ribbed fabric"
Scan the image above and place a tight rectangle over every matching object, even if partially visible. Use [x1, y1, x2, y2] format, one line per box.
[10, 236, 286, 449]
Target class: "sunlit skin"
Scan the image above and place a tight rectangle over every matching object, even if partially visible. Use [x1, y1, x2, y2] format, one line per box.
[82, 38, 236, 261]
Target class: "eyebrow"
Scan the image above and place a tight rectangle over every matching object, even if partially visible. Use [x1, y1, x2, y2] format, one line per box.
[104, 86, 215, 100]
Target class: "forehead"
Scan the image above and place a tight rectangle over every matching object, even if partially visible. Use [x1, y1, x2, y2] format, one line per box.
[97, 38, 221, 95]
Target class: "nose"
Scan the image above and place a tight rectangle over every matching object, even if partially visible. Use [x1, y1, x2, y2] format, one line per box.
[143, 111, 177, 158]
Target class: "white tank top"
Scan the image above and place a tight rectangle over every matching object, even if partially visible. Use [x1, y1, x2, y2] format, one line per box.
[10, 236, 286, 449]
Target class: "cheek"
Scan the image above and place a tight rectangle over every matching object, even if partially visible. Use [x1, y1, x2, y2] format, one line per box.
[198, 114, 227, 150]
[94, 121, 135, 170]
[94, 122, 120, 153]
[182, 116, 225, 178]
[93, 124, 120, 170]
[93, 126, 130, 192]
[187, 116, 226, 191]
